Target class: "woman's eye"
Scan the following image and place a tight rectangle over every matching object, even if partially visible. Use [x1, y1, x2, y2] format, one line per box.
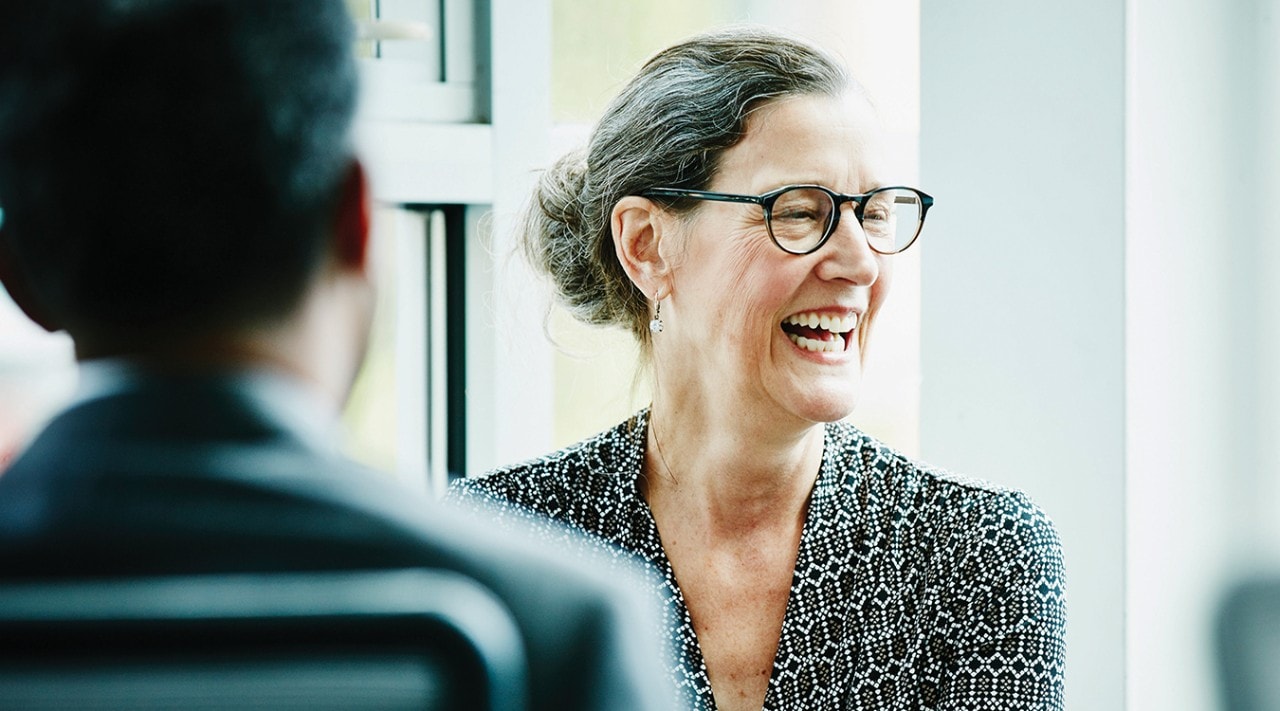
[863, 197, 896, 224]
[771, 188, 832, 226]
[776, 208, 820, 222]
[863, 208, 890, 223]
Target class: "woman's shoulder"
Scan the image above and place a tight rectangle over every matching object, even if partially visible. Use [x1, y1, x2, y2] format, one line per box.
[824, 425, 1066, 700]
[825, 420, 1062, 562]
[446, 411, 646, 521]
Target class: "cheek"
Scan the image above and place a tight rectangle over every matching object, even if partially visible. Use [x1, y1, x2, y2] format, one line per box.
[728, 240, 796, 323]
[696, 239, 794, 352]
[685, 224, 779, 299]
[675, 216, 802, 344]
[723, 235, 775, 284]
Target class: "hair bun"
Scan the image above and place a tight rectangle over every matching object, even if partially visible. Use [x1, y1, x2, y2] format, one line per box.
[522, 150, 635, 330]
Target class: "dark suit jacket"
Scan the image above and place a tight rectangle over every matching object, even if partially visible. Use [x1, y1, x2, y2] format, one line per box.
[0, 373, 672, 711]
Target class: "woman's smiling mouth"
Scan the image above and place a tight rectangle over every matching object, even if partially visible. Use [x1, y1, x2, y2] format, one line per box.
[780, 311, 858, 353]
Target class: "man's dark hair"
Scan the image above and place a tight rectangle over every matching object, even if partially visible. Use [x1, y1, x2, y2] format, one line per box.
[0, 0, 358, 339]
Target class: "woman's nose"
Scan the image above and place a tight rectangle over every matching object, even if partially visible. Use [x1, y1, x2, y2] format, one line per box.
[814, 206, 880, 285]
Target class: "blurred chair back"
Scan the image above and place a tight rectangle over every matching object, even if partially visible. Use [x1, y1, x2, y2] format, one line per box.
[0, 569, 527, 711]
[1218, 575, 1280, 711]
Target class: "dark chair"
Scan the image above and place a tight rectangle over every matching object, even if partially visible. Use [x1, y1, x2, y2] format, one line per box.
[0, 568, 528, 711]
[1217, 575, 1280, 711]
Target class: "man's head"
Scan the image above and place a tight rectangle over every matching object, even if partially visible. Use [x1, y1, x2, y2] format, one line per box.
[0, 0, 368, 366]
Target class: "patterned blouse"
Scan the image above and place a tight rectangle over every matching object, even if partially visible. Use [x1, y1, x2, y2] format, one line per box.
[447, 409, 1066, 710]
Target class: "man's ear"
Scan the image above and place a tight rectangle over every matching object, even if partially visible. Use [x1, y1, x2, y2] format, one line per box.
[0, 232, 63, 333]
[332, 159, 372, 274]
[611, 196, 675, 300]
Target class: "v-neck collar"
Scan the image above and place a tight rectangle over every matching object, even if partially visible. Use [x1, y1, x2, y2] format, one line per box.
[763, 424, 870, 709]
[616, 409, 870, 711]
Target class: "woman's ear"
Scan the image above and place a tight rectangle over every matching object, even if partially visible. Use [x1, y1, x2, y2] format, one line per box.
[611, 196, 674, 299]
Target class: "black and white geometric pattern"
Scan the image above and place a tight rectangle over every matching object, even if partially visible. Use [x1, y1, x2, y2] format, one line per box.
[447, 409, 1066, 710]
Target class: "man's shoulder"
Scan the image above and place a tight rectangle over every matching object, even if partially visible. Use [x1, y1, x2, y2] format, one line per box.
[0, 407, 675, 711]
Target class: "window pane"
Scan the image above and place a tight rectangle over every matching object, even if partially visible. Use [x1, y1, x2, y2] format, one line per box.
[552, 0, 739, 123]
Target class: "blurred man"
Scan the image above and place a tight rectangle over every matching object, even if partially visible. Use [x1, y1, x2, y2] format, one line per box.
[0, 3, 670, 710]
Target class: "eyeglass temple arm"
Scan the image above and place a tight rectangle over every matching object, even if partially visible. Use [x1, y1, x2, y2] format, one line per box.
[885, 189, 935, 221]
[642, 188, 763, 206]
[888, 188, 935, 207]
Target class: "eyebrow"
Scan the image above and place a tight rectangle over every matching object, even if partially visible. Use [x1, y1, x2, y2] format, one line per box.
[741, 171, 888, 195]
[754, 181, 889, 196]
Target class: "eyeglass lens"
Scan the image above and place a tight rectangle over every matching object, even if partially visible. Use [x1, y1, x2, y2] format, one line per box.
[767, 187, 923, 254]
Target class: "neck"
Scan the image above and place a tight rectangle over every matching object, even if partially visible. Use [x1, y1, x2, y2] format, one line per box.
[644, 392, 825, 538]
[72, 269, 370, 412]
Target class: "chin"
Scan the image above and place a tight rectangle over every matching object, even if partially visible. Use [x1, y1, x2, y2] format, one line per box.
[805, 401, 859, 424]
[765, 348, 864, 424]
[789, 383, 861, 424]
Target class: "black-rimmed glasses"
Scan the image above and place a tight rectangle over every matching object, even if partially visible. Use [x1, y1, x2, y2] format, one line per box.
[642, 184, 934, 255]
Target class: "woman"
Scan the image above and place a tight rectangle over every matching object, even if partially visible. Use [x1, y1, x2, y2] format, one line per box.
[450, 27, 1066, 711]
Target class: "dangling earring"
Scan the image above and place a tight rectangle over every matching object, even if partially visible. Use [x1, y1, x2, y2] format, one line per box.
[649, 296, 664, 334]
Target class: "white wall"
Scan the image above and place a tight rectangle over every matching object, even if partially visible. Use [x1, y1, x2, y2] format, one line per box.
[1255, 0, 1280, 563]
[920, 2, 1127, 708]
[1126, 2, 1276, 708]
[1126, 1, 1254, 707]
[923, 1, 1275, 709]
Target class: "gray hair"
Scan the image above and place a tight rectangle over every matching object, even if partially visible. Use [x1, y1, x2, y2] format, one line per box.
[522, 26, 853, 358]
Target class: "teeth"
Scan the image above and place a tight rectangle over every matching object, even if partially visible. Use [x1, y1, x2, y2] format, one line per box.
[784, 311, 858, 333]
[787, 332, 843, 353]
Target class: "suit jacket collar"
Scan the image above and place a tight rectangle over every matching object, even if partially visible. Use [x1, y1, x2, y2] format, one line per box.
[64, 364, 345, 460]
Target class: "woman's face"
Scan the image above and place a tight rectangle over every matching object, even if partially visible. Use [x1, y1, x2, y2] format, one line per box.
[656, 91, 892, 428]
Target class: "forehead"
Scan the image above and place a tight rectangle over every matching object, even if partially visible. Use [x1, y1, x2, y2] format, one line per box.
[711, 91, 885, 194]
